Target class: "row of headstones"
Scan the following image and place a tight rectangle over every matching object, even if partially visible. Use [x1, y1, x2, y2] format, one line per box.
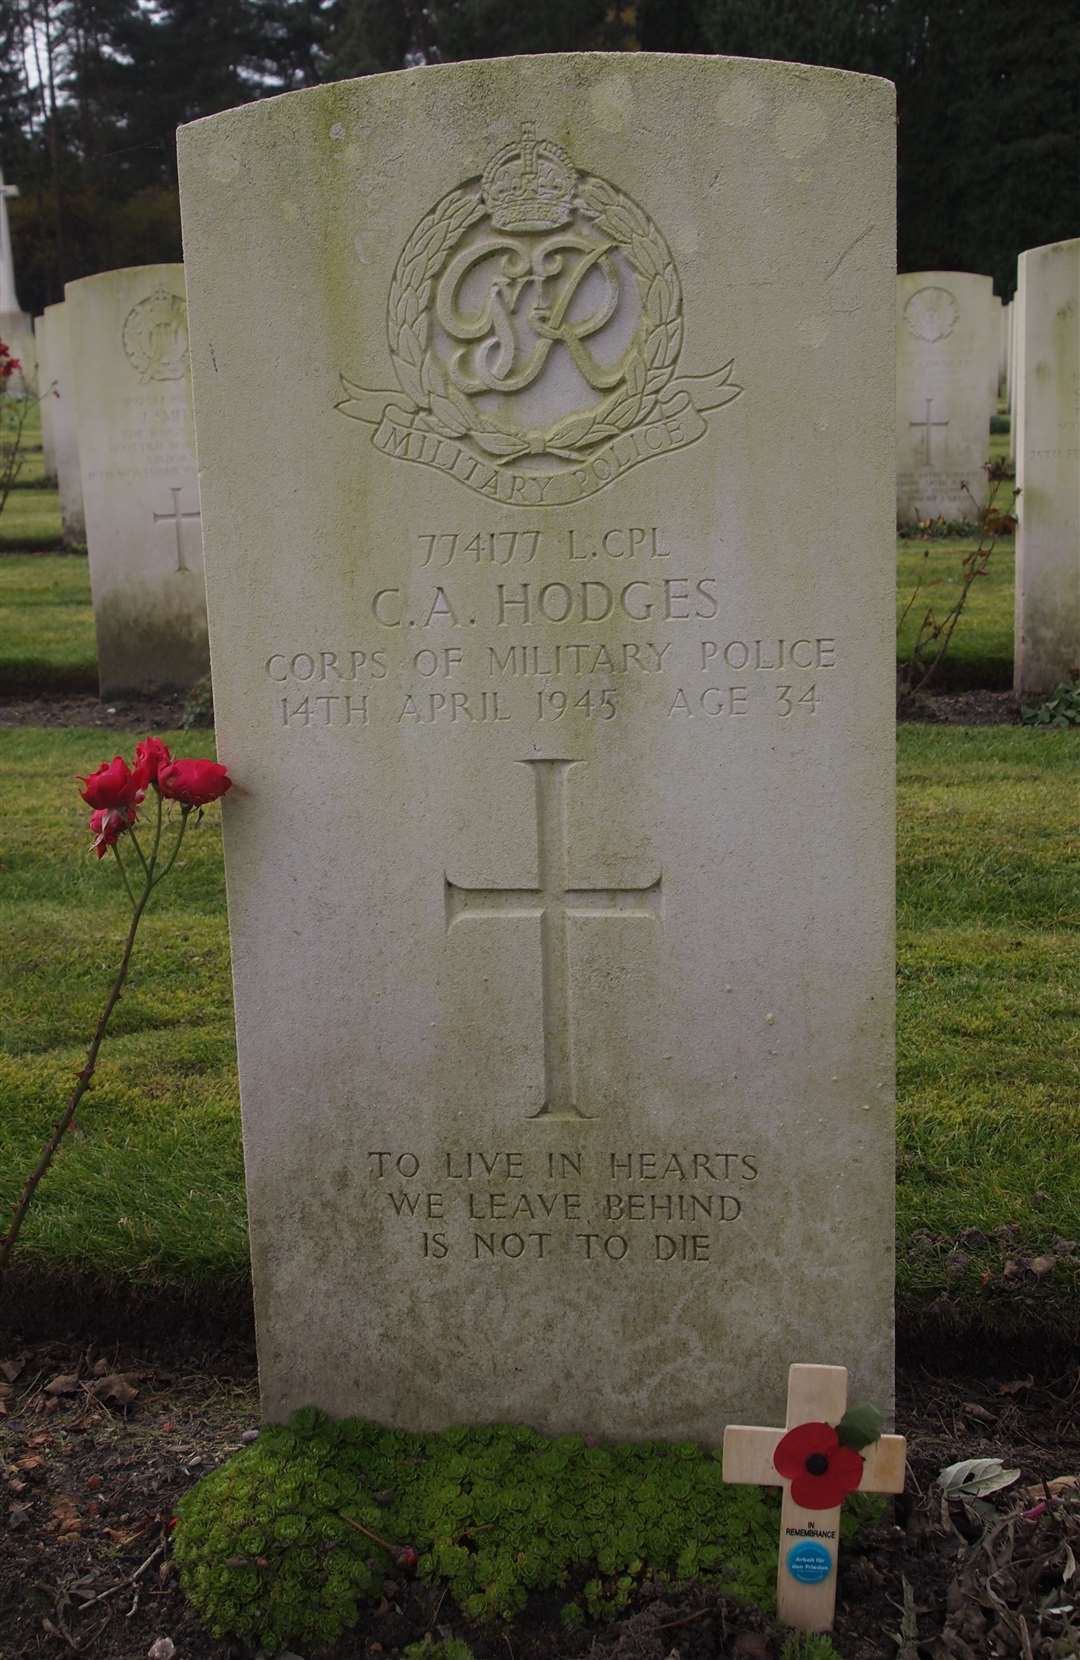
[33, 269, 209, 696]
[28, 252, 1076, 702]
[897, 256, 1079, 694]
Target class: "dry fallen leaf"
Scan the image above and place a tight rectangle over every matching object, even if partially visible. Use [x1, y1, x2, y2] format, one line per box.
[50, 1496, 82, 1538]
[45, 1373, 80, 1396]
[92, 1373, 139, 1406]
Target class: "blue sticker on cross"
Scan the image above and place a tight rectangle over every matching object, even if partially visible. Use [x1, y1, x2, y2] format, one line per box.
[786, 1540, 834, 1585]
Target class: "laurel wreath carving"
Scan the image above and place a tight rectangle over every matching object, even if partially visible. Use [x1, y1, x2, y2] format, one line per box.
[385, 176, 684, 465]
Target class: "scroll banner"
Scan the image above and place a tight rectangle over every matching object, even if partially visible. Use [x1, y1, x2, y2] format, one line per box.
[335, 364, 741, 507]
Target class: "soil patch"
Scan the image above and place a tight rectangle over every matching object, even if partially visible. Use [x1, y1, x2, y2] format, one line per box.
[0, 692, 190, 731]
[898, 688, 1020, 724]
[1, 1335, 1077, 1660]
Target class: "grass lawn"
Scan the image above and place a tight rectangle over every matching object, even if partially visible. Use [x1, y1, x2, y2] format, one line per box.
[1, 723, 1077, 1337]
[0, 552, 98, 691]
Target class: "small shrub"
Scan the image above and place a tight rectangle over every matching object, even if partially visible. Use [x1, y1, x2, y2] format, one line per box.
[1021, 681, 1080, 728]
[182, 672, 215, 728]
[174, 1407, 784, 1651]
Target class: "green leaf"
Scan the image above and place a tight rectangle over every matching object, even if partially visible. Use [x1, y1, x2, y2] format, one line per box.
[835, 1403, 884, 1451]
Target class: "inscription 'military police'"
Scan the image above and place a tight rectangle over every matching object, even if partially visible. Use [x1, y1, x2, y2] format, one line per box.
[337, 125, 742, 504]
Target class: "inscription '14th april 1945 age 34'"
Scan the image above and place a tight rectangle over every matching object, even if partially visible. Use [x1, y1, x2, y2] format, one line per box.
[367, 1148, 761, 1264]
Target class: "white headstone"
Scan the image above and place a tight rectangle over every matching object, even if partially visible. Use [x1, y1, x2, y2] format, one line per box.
[0, 170, 36, 395]
[896, 271, 996, 524]
[995, 295, 1008, 405]
[178, 56, 897, 1439]
[35, 314, 58, 481]
[42, 301, 85, 546]
[1008, 290, 1020, 465]
[65, 266, 208, 695]
[1014, 238, 1080, 698]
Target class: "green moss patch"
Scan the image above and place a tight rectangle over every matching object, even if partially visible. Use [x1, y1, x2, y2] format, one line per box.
[175, 1406, 881, 1651]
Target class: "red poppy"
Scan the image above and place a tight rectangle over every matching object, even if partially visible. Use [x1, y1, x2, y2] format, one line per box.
[773, 1421, 864, 1510]
[158, 758, 232, 807]
[89, 805, 137, 858]
[78, 756, 144, 810]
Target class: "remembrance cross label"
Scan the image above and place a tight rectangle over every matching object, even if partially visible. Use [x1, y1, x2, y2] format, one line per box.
[446, 758, 661, 1120]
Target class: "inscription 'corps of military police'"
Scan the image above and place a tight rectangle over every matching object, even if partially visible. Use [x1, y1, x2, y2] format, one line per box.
[338, 125, 742, 505]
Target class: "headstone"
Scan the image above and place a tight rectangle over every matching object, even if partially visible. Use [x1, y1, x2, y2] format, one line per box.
[1014, 237, 1080, 698]
[41, 301, 85, 546]
[896, 271, 996, 524]
[65, 266, 209, 695]
[35, 313, 58, 481]
[1008, 289, 1021, 465]
[0, 169, 37, 395]
[991, 293, 1004, 404]
[178, 55, 897, 1439]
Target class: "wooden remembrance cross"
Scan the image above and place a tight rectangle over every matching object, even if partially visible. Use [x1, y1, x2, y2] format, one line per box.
[724, 1364, 906, 1632]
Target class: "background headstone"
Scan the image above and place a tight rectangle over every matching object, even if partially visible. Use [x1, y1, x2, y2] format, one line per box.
[0, 168, 37, 395]
[1014, 237, 1080, 698]
[42, 301, 85, 546]
[66, 265, 208, 695]
[1008, 289, 1021, 466]
[995, 292, 1008, 401]
[179, 55, 897, 1440]
[896, 271, 996, 524]
[35, 311, 58, 481]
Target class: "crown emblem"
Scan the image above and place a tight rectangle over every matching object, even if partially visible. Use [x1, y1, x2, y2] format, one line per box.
[481, 125, 575, 231]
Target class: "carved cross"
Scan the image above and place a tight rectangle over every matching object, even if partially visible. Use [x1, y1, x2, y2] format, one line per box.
[445, 758, 661, 1120]
[723, 1364, 906, 1632]
[909, 396, 949, 464]
[152, 485, 201, 573]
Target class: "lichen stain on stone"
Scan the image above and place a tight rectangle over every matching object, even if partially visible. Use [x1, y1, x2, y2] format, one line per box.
[93, 589, 210, 695]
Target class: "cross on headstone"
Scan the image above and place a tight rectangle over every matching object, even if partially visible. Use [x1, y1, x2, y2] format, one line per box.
[445, 758, 661, 1120]
[909, 396, 949, 464]
[152, 485, 202, 572]
[723, 1364, 906, 1633]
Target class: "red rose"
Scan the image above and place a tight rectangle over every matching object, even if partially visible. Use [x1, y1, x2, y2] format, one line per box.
[158, 758, 231, 807]
[132, 735, 172, 788]
[78, 756, 143, 810]
[773, 1422, 864, 1510]
[89, 805, 137, 858]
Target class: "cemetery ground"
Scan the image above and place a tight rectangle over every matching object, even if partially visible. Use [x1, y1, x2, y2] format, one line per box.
[3, 423, 1079, 1658]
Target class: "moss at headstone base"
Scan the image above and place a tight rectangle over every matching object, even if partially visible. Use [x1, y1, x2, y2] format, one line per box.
[174, 1407, 884, 1653]
[780, 1637, 845, 1660]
